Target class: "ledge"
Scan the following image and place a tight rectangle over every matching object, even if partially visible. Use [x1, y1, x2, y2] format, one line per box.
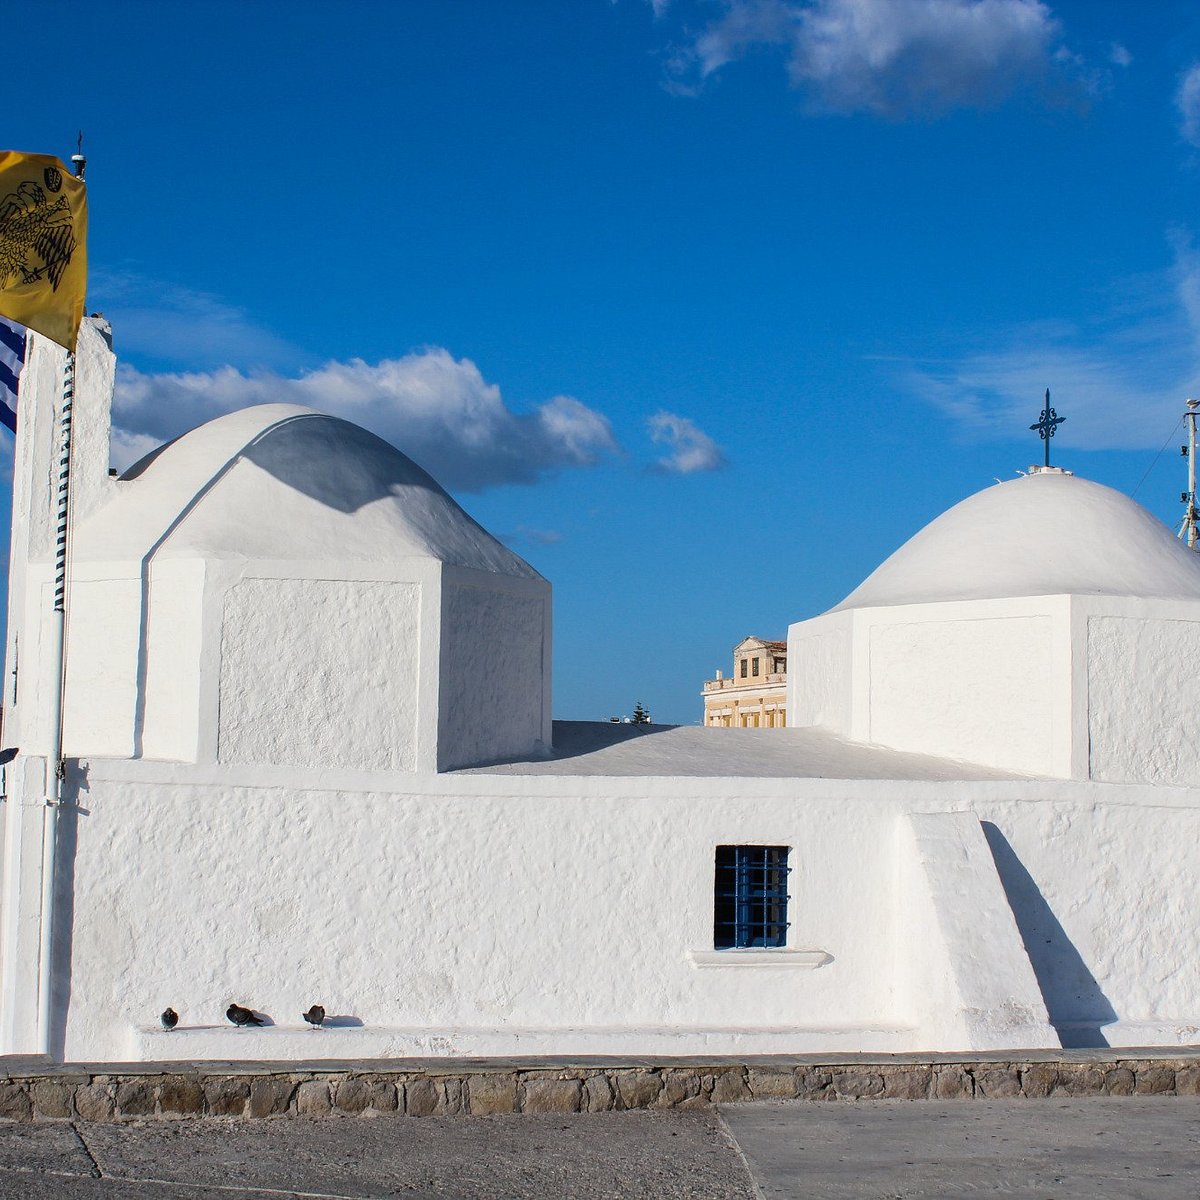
[131, 1016, 901, 1061]
[687, 949, 831, 969]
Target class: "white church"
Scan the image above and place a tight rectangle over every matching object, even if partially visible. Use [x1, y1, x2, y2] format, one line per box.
[3, 317, 1200, 1063]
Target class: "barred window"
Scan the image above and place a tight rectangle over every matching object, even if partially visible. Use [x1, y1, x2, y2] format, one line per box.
[713, 845, 790, 949]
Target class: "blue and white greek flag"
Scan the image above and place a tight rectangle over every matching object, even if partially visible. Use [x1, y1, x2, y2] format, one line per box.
[0, 317, 25, 434]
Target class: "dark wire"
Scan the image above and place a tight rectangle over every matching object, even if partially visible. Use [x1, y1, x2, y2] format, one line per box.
[1131, 415, 1184, 500]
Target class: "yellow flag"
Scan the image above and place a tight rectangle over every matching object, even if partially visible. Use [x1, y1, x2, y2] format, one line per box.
[0, 151, 87, 351]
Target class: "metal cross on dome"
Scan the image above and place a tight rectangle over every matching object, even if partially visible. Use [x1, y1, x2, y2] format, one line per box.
[1029, 389, 1065, 468]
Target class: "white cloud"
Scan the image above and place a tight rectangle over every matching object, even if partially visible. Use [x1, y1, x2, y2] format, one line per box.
[1169, 228, 1200, 351]
[90, 268, 301, 371]
[112, 349, 620, 491]
[109, 427, 162, 468]
[899, 240, 1200, 452]
[680, 0, 795, 78]
[903, 346, 1195, 453]
[1109, 42, 1131, 68]
[1179, 63, 1200, 147]
[666, 0, 1075, 116]
[647, 410, 727, 472]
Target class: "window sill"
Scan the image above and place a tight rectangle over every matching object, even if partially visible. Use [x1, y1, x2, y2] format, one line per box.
[687, 949, 831, 969]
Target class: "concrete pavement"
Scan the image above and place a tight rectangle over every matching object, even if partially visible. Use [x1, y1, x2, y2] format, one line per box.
[723, 1097, 1200, 1199]
[0, 1097, 1197, 1197]
[0, 1110, 755, 1198]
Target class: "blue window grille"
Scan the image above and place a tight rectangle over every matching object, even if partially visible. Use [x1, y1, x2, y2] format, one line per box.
[714, 845, 790, 949]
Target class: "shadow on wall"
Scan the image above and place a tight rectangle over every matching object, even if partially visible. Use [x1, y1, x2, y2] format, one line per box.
[981, 821, 1117, 1049]
[50, 763, 91, 1060]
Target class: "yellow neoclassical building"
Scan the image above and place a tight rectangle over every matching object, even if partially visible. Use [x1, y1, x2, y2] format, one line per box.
[702, 636, 787, 727]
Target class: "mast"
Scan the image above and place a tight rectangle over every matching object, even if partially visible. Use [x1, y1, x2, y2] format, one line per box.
[36, 136, 86, 1055]
[1179, 399, 1199, 550]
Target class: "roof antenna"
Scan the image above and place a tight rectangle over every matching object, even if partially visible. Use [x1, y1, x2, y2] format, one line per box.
[70, 130, 85, 181]
[1178, 399, 1199, 550]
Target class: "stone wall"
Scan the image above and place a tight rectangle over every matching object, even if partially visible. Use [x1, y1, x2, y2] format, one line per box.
[1, 1056, 1198, 1121]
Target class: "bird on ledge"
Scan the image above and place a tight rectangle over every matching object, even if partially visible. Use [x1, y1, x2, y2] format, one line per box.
[226, 1003, 264, 1027]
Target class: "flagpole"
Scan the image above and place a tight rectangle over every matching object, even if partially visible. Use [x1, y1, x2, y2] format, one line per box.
[36, 139, 85, 1057]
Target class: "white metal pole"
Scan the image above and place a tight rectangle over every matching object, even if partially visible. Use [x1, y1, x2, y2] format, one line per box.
[35, 141, 86, 1059]
[37, 346, 74, 1056]
[1183, 400, 1200, 550]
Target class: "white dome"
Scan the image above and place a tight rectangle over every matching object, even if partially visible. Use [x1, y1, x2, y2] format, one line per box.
[76, 403, 540, 578]
[834, 470, 1200, 611]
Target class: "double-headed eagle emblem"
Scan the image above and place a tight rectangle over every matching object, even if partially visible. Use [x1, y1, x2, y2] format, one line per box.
[0, 167, 78, 294]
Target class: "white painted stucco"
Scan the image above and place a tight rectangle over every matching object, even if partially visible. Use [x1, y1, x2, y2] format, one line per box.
[896, 811, 1053, 1050]
[1087, 613, 1200, 787]
[218, 578, 422, 772]
[11, 754, 1196, 1062]
[868, 612, 1057, 775]
[438, 575, 551, 771]
[788, 597, 1074, 777]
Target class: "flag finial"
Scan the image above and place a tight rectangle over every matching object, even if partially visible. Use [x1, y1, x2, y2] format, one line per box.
[70, 132, 86, 182]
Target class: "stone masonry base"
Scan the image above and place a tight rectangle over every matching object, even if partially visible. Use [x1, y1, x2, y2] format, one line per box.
[0, 1053, 1198, 1121]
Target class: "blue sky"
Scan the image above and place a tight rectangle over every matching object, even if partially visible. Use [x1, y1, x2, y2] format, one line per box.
[7, 0, 1200, 725]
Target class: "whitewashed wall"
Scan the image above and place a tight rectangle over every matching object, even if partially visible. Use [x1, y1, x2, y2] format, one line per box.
[788, 613, 852, 732]
[790, 595, 1200, 784]
[438, 568, 552, 770]
[868, 612, 1059, 774]
[1086, 608, 1200, 787]
[975, 792, 1200, 1045]
[219, 577, 424, 772]
[789, 598, 1073, 777]
[15, 762, 1194, 1063]
[50, 767, 908, 1061]
[895, 811, 1051, 1050]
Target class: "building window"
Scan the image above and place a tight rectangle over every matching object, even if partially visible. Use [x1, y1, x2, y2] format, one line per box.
[740, 659, 748, 678]
[774, 657, 786, 673]
[714, 845, 790, 949]
[751, 658, 759, 677]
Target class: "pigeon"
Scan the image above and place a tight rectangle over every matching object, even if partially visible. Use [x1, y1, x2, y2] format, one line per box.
[160, 1007, 178, 1031]
[302, 1004, 325, 1029]
[226, 1003, 264, 1027]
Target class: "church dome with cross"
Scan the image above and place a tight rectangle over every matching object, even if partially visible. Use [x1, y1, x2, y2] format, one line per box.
[834, 469, 1200, 611]
[788, 462, 1200, 786]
